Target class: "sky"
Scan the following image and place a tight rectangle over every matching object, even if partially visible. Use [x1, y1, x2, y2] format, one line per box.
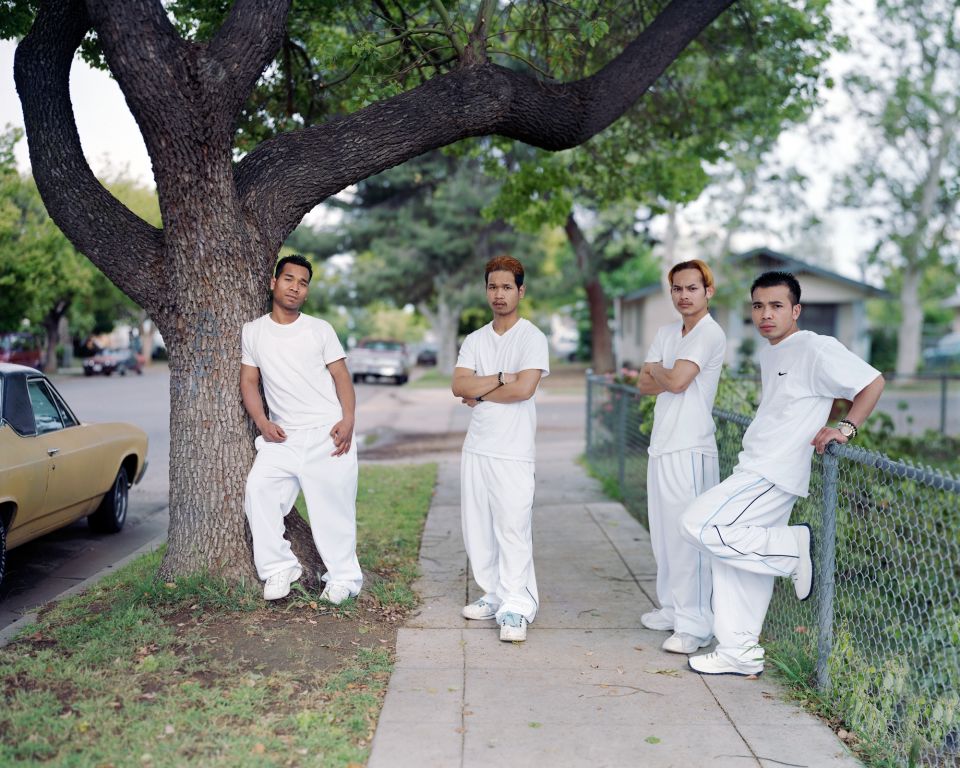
[0, 4, 875, 283]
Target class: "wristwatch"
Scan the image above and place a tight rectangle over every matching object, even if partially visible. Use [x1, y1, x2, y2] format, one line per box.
[837, 419, 857, 439]
[498, 371, 505, 386]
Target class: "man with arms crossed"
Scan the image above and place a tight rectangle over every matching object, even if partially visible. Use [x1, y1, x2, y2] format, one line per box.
[452, 255, 549, 643]
[241, 255, 363, 604]
[683, 271, 884, 676]
[638, 259, 726, 654]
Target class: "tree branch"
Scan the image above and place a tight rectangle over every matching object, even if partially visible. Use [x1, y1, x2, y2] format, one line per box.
[14, 0, 165, 315]
[84, 0, 195, 143]
[207, 0, 291, 120]
[236, 0, 735, 252]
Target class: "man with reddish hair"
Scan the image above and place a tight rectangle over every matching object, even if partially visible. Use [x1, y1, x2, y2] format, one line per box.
[638, 259, 726, 655]
[452, 255, 550, 643]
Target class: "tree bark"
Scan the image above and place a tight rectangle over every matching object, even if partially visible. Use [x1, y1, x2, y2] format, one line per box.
[15, 0, 736, 581]
[895, 268, 923, 377]
[564, 213, 615, 373]
[41, 298, 70, 373]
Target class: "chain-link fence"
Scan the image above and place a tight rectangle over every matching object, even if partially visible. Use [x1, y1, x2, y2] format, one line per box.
[585, 373, 960, 767]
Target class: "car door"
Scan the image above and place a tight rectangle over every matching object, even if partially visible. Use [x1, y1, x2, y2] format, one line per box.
[0, 382, 51, 547]
[26, 377, 101, 530]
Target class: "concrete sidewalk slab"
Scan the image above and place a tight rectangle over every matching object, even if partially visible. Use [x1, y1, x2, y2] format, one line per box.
[367, 388, 862, 767]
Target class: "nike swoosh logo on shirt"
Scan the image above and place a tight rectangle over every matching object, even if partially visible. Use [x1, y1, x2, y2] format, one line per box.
[778, 371, 788, 376]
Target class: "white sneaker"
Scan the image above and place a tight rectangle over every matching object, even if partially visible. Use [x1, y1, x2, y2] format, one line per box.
[499, 612, 527, 642]
[661, 632, 712, 655]
[688, 651, 763, 677]
[320, 583, 354, 605]
[791, 523, 814, 601]
[641, 609, 673, 631]
[263, 565, 302, 601]
[462, 598, 499, 621]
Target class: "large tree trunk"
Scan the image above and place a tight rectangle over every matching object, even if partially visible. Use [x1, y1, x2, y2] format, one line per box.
[564, 212, 614, 373]
[895, 268, 923, 376]
[156, 169, 324, 583]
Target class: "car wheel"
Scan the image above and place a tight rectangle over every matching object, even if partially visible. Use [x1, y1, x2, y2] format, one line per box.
[83, 368, 93, 377]
[89, 466, 129, 534]
[396, 375, 408, 385]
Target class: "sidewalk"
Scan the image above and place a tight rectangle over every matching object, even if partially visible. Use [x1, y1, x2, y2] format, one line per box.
[367, 386, 862, 767]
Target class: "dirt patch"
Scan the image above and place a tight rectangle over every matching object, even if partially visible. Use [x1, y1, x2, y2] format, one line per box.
[193, 600, 395, 677]
[161, 584, 403, 682]
[361, 431, 464, 460]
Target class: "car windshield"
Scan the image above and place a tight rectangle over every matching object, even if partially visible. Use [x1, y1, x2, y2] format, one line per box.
[361, 341, 403, 352]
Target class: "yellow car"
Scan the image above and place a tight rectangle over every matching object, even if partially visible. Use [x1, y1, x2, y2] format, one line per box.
[0, 363, 148, 586]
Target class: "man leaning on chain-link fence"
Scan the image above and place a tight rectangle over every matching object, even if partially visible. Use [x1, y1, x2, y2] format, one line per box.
[681, 271, 885, 678]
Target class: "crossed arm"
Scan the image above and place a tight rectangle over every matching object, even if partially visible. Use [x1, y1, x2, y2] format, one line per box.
[637, 359, 701, 396]
[452, 368, 543, 404]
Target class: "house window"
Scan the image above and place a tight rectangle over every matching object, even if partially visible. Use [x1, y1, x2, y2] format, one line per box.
[799, 304, 838, 336]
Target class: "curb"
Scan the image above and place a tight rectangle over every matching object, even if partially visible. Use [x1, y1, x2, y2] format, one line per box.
[0, 532, 169, 649]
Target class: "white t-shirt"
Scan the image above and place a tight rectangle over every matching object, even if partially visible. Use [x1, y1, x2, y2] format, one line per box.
[456, 318, 550, 462]
[735, 330, 881, 497]
[644, 314, 726, 457]
[241, 313, 347, 430]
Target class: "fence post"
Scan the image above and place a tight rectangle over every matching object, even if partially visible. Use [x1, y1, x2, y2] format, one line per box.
[585, 370, 594, 458]
[616, 388, 627, 492]
[817, 447, 840, 693]
[940, 375, 948, 435]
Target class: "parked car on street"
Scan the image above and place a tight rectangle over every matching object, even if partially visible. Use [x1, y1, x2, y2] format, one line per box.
[347, 338, 409, 385]
[0, 332, 42, 369]
[923, 333, 960, 369]
[0, 363, 148, 586]
[82, 348, 144, 376]
[415, 346, 438, 366]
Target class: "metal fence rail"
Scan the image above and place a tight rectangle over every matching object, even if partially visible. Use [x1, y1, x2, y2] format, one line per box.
[585, 374, 960, 767]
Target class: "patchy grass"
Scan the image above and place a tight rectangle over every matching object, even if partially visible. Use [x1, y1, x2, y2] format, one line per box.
[0, 463, 437, 767]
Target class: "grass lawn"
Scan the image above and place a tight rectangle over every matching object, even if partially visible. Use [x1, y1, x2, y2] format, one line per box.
[404, 368, 450, 389]
[0, 463, 437, 767]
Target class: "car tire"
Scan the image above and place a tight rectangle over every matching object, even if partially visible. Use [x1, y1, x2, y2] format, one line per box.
[88, 466, 129, 534]
[84, 368, 93, 377]
[396, 376, 408, 385]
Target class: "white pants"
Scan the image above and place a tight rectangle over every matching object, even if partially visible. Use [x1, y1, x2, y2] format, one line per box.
[244, 427, 363, 593]
[680, 469, 800, 672]
[460, 452, 538, 623]
[647, 450, 719, 638]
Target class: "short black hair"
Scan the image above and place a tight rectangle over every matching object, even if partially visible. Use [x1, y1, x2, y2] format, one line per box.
[751, 270, 801, 305]
[274, 254, 313, 282]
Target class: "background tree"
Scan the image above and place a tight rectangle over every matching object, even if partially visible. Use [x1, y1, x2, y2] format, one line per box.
[0, 127, 163, 367]
[330, 150, 533, 372]
[0, 125, 92, 370]
[484, 1, 837, 371]
[839, 0, 960, 375]
[7, 0, 755, 582]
